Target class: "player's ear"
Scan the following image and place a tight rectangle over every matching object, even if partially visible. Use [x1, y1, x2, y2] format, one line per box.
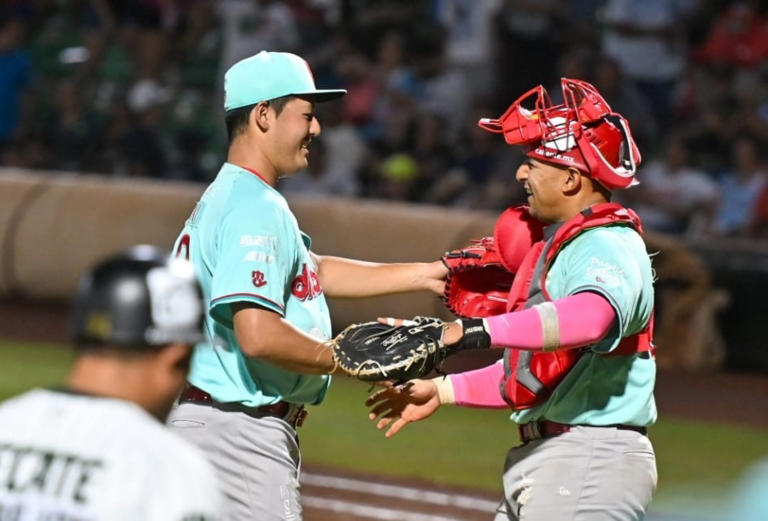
[252, 102, 271, 132]
[562, 167, 583, 195]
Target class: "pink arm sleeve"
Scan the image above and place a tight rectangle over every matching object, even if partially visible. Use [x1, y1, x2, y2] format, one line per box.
[448, 363, 509, 408]
[485, 292, 616, 350]
[447, 293, 616, 409]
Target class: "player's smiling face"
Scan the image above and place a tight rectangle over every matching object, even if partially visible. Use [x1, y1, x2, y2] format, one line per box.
[515, 157, 569, 223]
[269, 96, 320, 176]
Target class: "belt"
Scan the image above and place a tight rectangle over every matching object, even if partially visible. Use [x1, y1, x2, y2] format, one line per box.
[519, 420, 647, 443]
[179, 385, 308, 428]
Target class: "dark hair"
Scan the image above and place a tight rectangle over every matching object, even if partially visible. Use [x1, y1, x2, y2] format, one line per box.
[225, 95, 295, 144]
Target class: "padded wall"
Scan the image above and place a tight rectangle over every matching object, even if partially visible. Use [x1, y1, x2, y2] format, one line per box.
[0, 170, 496, 326]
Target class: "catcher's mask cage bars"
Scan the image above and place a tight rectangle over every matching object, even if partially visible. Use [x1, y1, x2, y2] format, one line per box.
[478, 78, 641, 189]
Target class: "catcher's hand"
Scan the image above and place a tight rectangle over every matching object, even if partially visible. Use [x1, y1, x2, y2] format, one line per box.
[330, 316, 491, 382]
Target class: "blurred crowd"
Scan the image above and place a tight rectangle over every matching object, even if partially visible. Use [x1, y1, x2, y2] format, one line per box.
[1, 0, 768, 239]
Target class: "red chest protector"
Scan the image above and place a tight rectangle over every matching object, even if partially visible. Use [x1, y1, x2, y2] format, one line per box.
[499, 203, 654, 411]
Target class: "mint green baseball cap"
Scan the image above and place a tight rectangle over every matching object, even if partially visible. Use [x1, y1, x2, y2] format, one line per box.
[224, 50, 346, 111]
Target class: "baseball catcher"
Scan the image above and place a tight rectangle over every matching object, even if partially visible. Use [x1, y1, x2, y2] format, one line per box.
[359, 77, 657, 521]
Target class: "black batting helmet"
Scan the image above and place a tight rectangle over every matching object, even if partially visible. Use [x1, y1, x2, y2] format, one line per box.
[71, 245, 204, 348]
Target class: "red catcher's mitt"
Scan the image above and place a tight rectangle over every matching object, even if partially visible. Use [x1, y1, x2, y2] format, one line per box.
[441, 237, 514, 318]
[441, 205, 544, 318]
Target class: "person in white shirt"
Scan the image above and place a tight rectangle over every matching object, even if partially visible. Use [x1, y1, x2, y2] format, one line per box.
[619, 135, 719, 235]
[0, 245, 222, 521]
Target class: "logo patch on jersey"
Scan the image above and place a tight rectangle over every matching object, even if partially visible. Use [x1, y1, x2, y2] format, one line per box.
[586, 257, 624, 287]
[252, 271, 268, 288]
[291, 264, 322, 301]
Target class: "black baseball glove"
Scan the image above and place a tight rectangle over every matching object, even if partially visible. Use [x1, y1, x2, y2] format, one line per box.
[331, 316, 491, 382]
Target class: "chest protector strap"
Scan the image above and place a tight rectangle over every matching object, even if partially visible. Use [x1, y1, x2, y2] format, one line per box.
[499, 203, 654, 411]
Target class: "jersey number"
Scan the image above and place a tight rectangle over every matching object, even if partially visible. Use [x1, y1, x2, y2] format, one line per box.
[176, 234, 191, 260]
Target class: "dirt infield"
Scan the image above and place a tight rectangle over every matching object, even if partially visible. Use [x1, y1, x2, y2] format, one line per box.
[301, 465, 499, 520]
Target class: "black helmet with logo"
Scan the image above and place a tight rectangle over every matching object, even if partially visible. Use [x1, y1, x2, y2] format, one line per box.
[71, 245, 204, 348]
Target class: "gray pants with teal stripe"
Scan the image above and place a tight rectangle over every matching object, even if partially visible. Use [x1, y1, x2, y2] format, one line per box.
[167, 402, 302, 521]
[494, 426, 657, 520]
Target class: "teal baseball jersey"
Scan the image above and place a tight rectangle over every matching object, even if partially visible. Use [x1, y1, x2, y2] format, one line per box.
[511, 225, 657, 426]
[173, 163, 331, 407]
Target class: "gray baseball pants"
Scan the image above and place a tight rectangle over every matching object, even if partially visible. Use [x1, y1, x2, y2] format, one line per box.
[167, 402, 302, 521]
[494, 426, 657, 521]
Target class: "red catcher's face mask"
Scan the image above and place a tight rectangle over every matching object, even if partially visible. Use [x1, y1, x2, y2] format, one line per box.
[478, 78, 641, 190]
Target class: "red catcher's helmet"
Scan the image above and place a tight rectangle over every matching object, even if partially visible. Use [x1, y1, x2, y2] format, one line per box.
[478, 78, 641, 190]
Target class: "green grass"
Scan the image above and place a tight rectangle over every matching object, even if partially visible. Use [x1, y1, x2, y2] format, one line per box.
[302, 378, 768, 500]
[301, 376, 513, 491]
[0, 340, 74, 399]
[1, 340, 765, 516]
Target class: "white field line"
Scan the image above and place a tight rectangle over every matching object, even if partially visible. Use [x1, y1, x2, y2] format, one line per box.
[302, 495, 468, 521]
[301, 472, 498, 512]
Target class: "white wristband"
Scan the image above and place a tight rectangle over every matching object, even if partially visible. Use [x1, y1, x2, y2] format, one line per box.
[432, 376, 455, 405]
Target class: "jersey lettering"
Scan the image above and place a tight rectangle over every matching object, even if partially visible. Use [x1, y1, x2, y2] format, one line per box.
[0, 445, 103, 505]
[291, 264, 322, 301]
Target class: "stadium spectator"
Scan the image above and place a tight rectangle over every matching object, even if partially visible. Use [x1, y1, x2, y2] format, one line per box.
[749, 183, 768, 238]
[413, 25, 471, 140]
[336, 52, 379, 126]
[279, 138, 363, 197]
[619, 135, 719, 236]
[217, 0, 299, 71]
[493, 0, 565, 115]
[600, 0, 697, 136]
[677, 100, 736, 175]
[438, 103, 525, 209]
[712, 135, 768, 236]
[592, 54, 658, 151]
[47, 80, 100, 172]
[433, 0, 502, 100]
[361, 103, 416, 198]
[695, 1, 768, 68]
[6, 0, 768, 245]
[410, 111, 457, 203]
[0, 14, 31, 144]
